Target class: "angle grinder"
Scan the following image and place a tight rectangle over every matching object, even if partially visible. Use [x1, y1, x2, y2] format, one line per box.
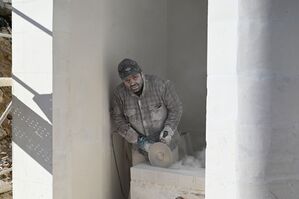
[136, 129, 179, 168]
[148, 142, 179, 168]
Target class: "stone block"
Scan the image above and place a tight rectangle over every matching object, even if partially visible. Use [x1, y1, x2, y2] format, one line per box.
[131, 163, 205, 199]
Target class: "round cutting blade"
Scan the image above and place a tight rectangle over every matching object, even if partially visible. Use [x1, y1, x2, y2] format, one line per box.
[148, 142, 173, 168]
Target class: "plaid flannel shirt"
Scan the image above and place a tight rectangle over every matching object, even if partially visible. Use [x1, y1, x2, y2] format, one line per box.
[111, 74, 183, 144]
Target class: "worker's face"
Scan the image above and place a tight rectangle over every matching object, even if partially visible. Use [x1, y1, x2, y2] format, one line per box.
[123, 73, 143, 93]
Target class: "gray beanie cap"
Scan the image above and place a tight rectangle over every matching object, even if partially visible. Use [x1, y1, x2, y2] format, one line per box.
[118, 58, 142, 79]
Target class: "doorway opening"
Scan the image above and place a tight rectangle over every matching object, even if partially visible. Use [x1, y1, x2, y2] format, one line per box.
[107, 0, 208, 198]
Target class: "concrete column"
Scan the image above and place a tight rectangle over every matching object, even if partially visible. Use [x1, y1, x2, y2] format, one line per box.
[12, 0, 53, 198]
[206, 1, 238, 198]
[207, 1, 299, 199]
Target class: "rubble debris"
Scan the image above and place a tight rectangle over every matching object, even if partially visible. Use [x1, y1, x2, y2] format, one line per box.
[0, 1, 11, 27]
[0, 38, 11, 78]
[0, 180, 11, 194]
[0, 12, 12, 197]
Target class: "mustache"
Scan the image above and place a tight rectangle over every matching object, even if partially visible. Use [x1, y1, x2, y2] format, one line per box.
[130, 84, 139, 88]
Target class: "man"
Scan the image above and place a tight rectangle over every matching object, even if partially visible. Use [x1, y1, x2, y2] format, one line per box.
[111, 58, 183, 165]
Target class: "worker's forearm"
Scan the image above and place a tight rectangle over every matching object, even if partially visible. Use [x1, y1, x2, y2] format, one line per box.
[115, 123, 139, 144]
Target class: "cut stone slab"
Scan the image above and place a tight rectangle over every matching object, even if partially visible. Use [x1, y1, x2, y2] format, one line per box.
[131, 163, 205, 199]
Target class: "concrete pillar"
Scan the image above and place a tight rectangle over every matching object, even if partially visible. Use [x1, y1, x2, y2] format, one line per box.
[12, 0, 53, 198]
[206, 1, 238, 198]
[207, 1, 299, 199]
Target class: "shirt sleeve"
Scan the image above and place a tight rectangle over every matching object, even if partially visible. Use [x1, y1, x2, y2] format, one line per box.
[162, 80, 183, 132]
[110, 92, 139, 143]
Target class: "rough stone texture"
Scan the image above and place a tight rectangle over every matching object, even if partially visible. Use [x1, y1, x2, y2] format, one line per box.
[0, 37, 11, 77]
[0, 88, 12, 197]
[0, 2, 11, 17]
[0, 27, 12, 199]
[0, 192, 11, 199]
[131, 163, 205, 199]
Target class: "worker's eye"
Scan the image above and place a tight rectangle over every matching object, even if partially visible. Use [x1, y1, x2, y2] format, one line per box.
[132, 75, 139, 80]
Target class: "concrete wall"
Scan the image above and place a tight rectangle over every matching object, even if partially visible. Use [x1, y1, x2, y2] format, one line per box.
[166, 0, 207, 151]
[102, 0, 168, 91]
[207, 0, 299, 199]
[12, 0, 53, 198]
[236, 1, 299, 198]
[53, 0, 168, 198]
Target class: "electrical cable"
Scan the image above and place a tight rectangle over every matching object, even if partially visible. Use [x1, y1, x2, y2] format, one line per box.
[111, 132, 129, 199]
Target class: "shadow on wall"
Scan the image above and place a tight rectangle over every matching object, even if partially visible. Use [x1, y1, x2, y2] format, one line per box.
[12, 75, 52, 174]
[13, 75, 52, 123]
[12, 7, 52, 36]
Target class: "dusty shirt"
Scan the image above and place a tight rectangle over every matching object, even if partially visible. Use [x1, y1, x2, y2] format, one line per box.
[111, 74, 183, 144]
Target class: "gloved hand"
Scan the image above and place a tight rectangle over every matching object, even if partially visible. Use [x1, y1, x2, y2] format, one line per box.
[137, 135, 152, 152]
[159, 126, 174, 145]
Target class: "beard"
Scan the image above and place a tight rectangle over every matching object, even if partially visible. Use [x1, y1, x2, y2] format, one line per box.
[130, 84, 141, 92]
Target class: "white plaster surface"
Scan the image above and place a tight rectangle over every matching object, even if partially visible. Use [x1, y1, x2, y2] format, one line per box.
[207, 1, 299, 199]
[131, 163, 205, 199]
[236, 1, 299, 199]
[206, 1, 238, 199]
[12, 0, 53, 198]
[12, 144, 52, 199]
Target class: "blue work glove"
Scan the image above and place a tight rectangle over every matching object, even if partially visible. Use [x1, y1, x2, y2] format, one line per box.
[137, 135, 152, 152]
[159, 126, 174, 145]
